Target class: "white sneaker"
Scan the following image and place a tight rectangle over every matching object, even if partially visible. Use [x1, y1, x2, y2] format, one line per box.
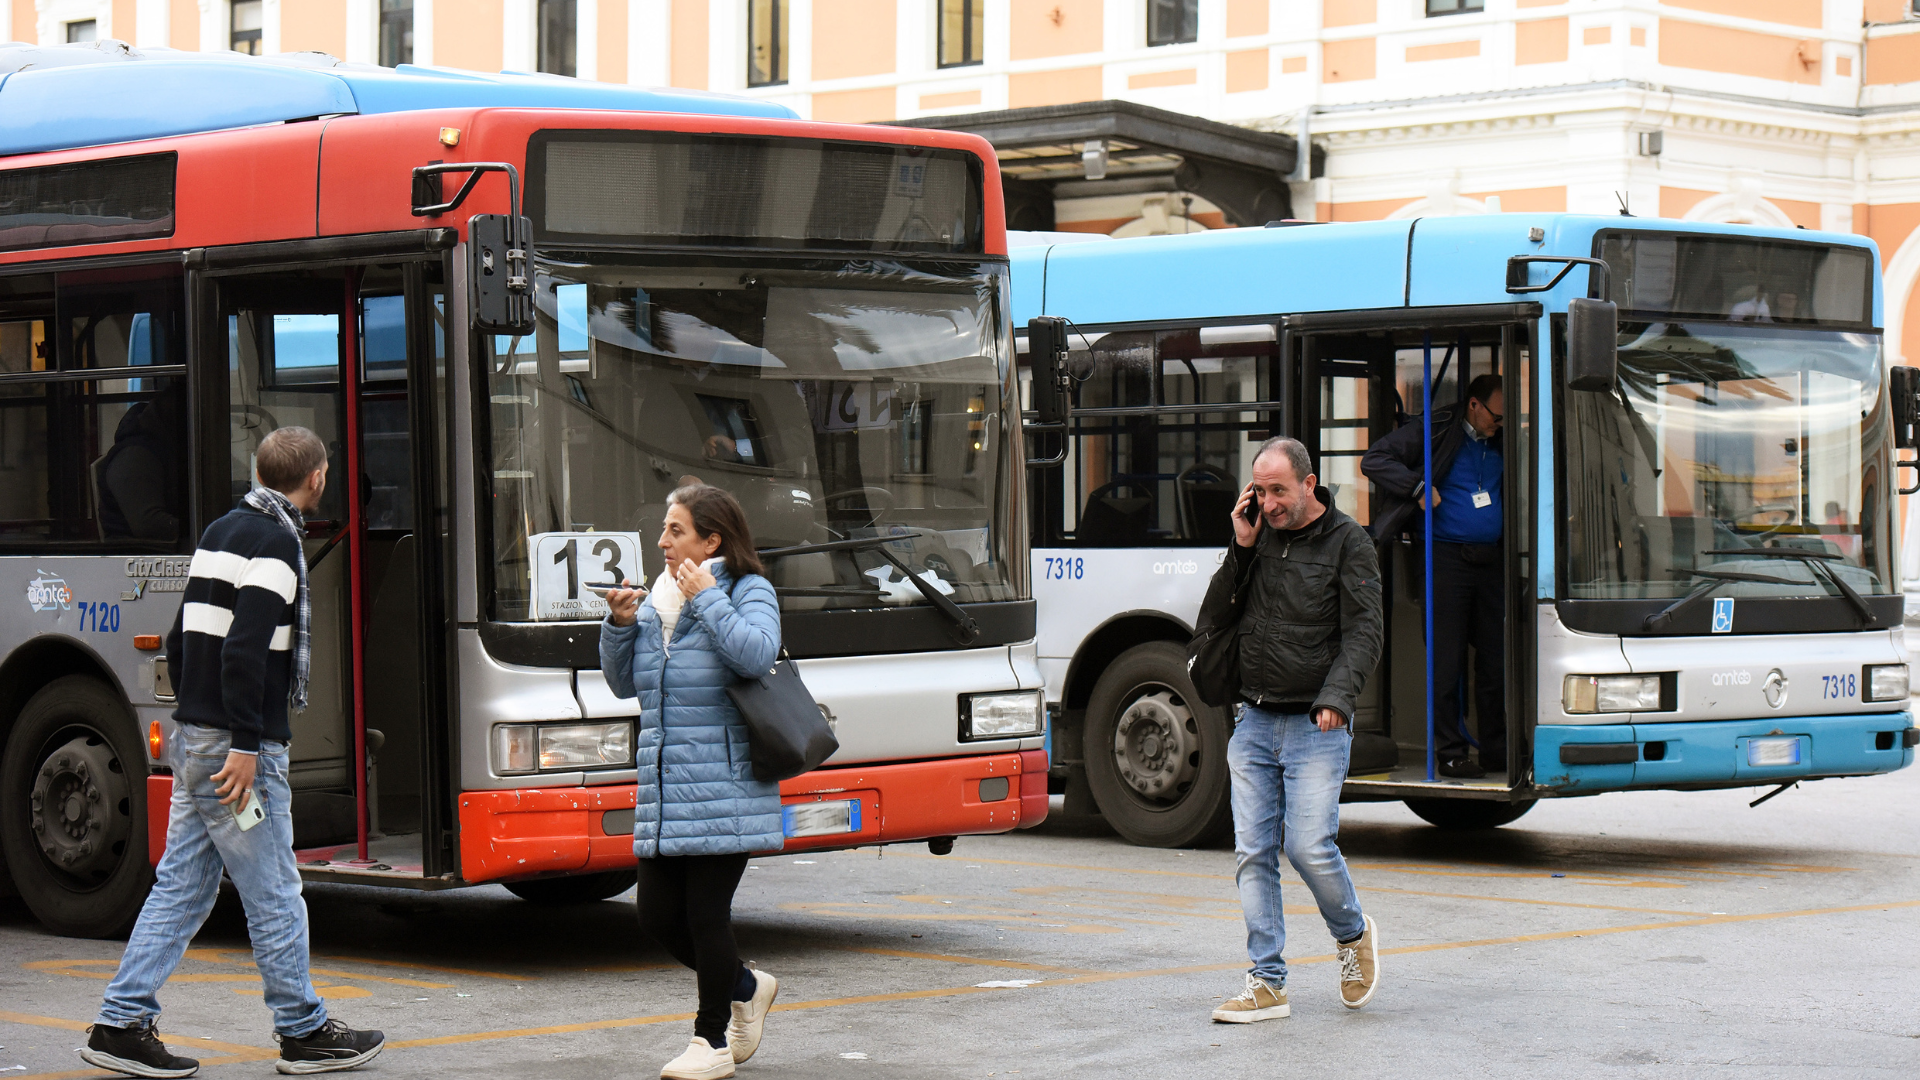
[726, 968, 779, 1063]
[660, 1037, 734, 1080]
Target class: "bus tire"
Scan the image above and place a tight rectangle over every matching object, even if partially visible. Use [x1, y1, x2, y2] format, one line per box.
[1403, 798, 1535, 831]
[1083, 641, 1233, 848]
[504, 869, 635, 904]
[0, 676, 152, 938]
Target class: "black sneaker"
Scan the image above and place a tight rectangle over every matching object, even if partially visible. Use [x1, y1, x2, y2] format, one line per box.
[1437, 756, 1487, 779]
[276, 1019, 385, 1075]
[79, 1021, 200, 1078]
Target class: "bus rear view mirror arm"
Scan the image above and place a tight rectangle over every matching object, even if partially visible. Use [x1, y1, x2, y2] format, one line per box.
[1505, 255, 1616, 392]
[1024, 316, 1073, 467]
[410, 162, 535, 335]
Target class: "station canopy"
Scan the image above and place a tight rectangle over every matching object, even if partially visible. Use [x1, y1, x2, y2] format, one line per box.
[890, 99, 1321, 232]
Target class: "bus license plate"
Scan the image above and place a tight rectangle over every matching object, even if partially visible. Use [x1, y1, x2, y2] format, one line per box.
[784, 799, 860, 839]
[1748, 737, 1801, 767]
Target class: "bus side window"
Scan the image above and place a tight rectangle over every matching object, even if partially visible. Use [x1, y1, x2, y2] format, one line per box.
[0, 268, 187, 551]
[1065, 324, 1273, 547]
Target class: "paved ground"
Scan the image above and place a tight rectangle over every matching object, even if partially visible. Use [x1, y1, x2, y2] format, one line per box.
[3, 762, 1917, 1080]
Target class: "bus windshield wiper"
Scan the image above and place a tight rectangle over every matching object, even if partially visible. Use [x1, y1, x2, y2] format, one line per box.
[760, 535, 981, 644]
[1704, 548, 1875, 627]
[1643, 568, 1801, 632]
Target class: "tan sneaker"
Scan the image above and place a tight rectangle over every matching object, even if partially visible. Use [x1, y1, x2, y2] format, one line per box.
[726, 968, 778, 1063]
[1338, 914, 1380, 1009]
[660, 1037, 735, 1080]
[1210, 973, 1290, 1023]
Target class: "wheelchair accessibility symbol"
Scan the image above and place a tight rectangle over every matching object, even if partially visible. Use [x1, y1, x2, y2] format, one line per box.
[1711, 596, 1735, 634]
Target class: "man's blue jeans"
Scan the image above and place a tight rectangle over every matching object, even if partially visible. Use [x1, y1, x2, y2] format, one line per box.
[1229, 705, 1366, 987]
[98, 724, 328, 1037]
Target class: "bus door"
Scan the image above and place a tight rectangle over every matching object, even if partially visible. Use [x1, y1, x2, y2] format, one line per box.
[205, 256, 453, 876]
[1288, 314, 1536, 797]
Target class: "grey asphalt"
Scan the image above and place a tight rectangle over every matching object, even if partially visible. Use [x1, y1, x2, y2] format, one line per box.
[3, 761, 1917, 1079]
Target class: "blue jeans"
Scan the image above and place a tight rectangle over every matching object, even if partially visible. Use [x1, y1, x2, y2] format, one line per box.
[98, 724, 327, 1038]
[1228, 705, 1366, 986]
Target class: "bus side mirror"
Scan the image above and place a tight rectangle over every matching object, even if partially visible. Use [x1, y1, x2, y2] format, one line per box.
[1566, 297, 1618, 392]
[1892, 365, 1920, 450]
[469, 213, 535, 335]
[1028, 316, 1072, 426]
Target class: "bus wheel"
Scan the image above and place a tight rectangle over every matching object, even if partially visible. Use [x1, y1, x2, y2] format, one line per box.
[0, 676, 151, 938]
[1403, 798, 1535, 831]
[505, 870, 636, 904]
[1083, 642, 1232, 848]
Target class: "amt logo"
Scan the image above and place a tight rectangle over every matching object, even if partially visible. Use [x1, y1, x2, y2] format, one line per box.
[1710, 670, 1752, 687]
[27, 571, 73, 613]
[1152, 560, 1200, 575]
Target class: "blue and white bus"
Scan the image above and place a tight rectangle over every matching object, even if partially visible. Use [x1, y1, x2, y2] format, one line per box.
[1015, 215, 1918, 844]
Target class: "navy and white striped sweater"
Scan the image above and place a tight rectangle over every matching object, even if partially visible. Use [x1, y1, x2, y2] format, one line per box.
[163, 505, 303, 753]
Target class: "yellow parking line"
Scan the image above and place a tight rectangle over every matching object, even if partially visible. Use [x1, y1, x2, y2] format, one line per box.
[11, 897, 1915, 1076]
[833, 947, 1101, 974]
[1356, 885, 1704, 917]
[314, 954, 534, 981]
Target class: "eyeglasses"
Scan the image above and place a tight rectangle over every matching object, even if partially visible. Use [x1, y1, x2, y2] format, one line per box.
[1472, 399, 1504, 424]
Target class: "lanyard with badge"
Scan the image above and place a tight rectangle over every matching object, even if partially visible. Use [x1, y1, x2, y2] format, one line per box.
[1469, 432, 1494, 510]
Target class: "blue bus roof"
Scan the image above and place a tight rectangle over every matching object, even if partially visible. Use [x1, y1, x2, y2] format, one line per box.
[1013, 215, 1884, 329]
[0, 43, 797, 157]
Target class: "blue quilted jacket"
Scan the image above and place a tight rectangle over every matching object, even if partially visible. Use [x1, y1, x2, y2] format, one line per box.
[599, 564, 786, 858]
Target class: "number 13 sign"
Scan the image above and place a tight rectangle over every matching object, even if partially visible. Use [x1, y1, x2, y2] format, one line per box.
[530, 532, 643, 621]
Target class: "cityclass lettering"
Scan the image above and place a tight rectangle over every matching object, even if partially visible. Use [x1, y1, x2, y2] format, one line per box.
[126, 557, 191, 578]
[1152, 560, 1201, 575]
[1710, 669, 1752, 687]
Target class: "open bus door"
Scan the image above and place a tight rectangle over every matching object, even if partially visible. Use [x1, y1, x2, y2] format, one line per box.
[1284, 308, 1540, 828]
[189, 247, 456, 884]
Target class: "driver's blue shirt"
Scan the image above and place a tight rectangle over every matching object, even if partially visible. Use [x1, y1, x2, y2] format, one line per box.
[1432, 421, 1502, 545]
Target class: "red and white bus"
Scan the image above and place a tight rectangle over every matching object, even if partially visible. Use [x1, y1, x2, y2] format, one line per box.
[0, 45, 1046, 937]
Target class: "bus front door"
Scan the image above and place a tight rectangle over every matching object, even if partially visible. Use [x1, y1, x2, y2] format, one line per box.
[206, 258, 452, 878]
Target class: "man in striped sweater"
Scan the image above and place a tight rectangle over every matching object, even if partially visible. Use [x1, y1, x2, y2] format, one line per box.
[82, 427, 384, 1079]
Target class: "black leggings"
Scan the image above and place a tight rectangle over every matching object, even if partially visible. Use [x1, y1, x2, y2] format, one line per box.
[635, 853, 751, 1044]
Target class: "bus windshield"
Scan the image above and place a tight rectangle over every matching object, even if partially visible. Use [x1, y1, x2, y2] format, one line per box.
[486, 256, 1017, 622]
[1562, 321, 1892, 600]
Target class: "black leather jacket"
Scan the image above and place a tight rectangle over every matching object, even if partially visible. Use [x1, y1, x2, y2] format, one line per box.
[1196, 488, 1384, 722]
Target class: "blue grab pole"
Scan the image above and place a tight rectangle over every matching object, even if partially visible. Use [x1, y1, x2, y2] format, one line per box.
[1422, 333, 1436, 783]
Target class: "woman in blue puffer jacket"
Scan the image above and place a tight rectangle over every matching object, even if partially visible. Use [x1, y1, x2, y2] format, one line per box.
[601, 484, 783, 1080]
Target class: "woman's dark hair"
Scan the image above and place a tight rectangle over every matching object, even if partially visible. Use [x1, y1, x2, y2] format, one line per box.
[668, 484, 766, 578]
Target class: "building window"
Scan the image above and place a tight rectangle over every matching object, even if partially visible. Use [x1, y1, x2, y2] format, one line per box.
[66, 19, 97, 43]
[230, 0, 263, 54]
[538, 0, 577, 77]
[380, 1, 414, 67]
[938, 0, 983, 68]
[748, 0, 788, 87]
[1426, 0, 1485, 15]
[1147, 0, 1198, 47]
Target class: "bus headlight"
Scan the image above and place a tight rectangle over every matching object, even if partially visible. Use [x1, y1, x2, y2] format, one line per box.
[1865, 664, 1910, 702]
[493, 722, 634, 775]
[1563, 674, 1664, 714]
[960, 691, 1044, 740]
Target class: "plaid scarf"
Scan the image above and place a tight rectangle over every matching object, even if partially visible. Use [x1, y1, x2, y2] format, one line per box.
[243, 486, 310, 712]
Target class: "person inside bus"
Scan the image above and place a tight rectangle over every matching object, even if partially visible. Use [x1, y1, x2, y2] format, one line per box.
[83, 426, 385, 1079]
[601, 484, 783, 1080]
[1198, 436, 1382, 1024]
[97, 390, 182, 542]
[1361, 373, 1508, 778]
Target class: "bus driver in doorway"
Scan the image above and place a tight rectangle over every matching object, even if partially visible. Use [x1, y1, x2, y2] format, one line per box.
[1362, 374, 1508, 778]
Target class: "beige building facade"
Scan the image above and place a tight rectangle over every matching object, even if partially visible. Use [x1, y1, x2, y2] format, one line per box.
[14, 1, 1920, 357]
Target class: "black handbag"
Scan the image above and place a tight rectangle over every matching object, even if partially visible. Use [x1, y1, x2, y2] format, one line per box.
[728, 647, 839, 782]
[1186, 555, 1253, 708]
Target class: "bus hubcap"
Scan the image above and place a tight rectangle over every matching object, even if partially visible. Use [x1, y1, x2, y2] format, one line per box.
[29, 735, 129, 880]
[1112, 690, 1199, 803]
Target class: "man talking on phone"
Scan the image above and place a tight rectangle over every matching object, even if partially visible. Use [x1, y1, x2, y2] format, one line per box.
[1201, 437, 1384, 1024]
[83, 427, 383, 1078]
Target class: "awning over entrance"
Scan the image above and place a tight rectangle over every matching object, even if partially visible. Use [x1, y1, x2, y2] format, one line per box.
[890, 99, 1321, 232]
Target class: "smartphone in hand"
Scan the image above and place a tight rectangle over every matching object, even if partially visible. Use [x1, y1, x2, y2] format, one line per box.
[232, 790, 265, 832]
[1241, 498, 1261, 526]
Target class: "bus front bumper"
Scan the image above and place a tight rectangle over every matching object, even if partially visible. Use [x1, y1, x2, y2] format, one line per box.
[1534, 711, 1914, 792]
[458, 749, 1049, 885]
